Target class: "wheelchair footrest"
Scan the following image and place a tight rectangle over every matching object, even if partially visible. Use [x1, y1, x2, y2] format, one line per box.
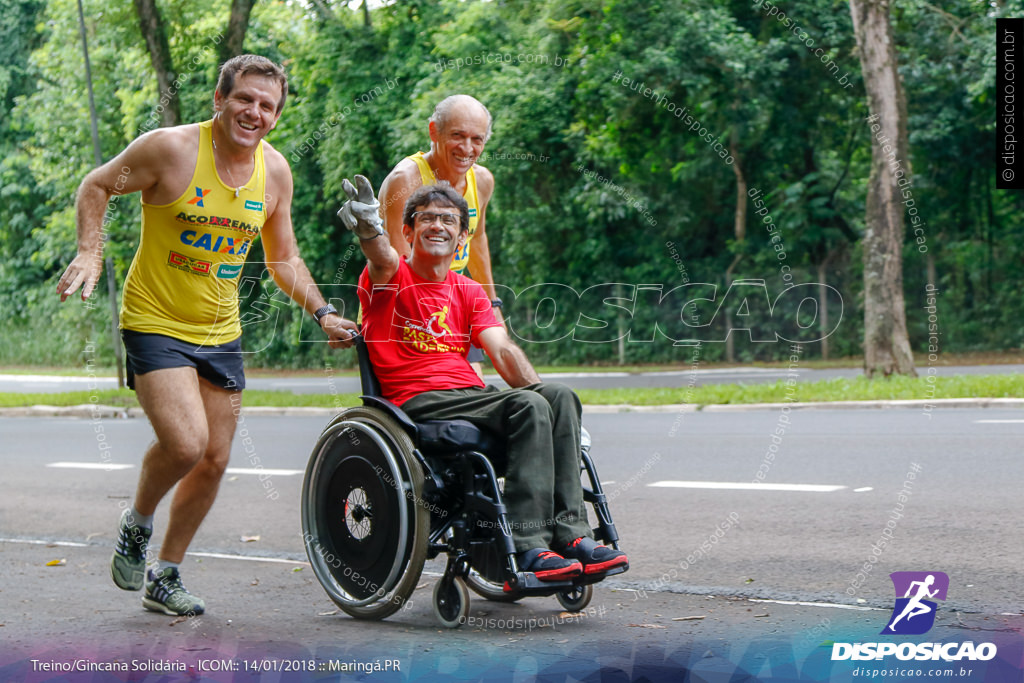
[503, 572, 576, 595]
[574, 562, 629, 585]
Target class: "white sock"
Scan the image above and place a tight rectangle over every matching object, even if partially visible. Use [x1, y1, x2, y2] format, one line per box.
[128, 505, 154, 530]
[155, 559, 180, 575]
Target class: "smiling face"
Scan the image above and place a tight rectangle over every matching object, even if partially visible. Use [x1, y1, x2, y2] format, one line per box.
[403, 200, 467, 262]
[212, 73, 283, 150]
[428, 100, 490, 180]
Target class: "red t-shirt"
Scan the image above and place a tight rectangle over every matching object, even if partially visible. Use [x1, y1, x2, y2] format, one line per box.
[358, 259, 502, 406]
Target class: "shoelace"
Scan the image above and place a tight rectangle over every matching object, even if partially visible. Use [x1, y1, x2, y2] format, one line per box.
[153, 573, 185, 599]
[118, 527, 147, 557]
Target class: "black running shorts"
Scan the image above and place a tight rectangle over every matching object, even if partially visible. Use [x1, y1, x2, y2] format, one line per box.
[121, 330, 245, 391]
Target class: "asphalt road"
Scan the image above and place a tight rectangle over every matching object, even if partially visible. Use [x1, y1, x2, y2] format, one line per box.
[1, 408, 1022, 681]
[3, 362, 1023, 394]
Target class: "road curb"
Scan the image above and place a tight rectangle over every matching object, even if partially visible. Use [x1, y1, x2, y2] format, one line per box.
[2, 397, 1023, 418]
[700, 397, 1024, 412]
[0, 404, 134, 418]
[585, 397, 1024, 412]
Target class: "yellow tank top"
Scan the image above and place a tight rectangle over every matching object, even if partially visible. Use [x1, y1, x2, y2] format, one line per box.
[407, 151, 479, 273]
[120, 120, 267, 345]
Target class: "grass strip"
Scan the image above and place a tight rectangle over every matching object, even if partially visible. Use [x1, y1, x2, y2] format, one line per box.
[1, 374, 1021, 409]
[576, 374, 1024, 406]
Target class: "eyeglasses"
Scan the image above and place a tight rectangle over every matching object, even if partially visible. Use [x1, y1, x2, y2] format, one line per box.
[412, 211, 460, 228]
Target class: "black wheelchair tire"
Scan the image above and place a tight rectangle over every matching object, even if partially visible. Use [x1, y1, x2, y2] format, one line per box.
[556, 583, 593, 612]
[433, 575, 470, 628]
[301, 407, 429, 621]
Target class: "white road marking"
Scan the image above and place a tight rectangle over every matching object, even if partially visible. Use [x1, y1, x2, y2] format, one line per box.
[225, 467, 303, 476]
[46, 462, 134, 471]
[854, 487, 874, 492]
[974, 419, 1024, 423]
[0, 537, 89, 547]
[187, 551, 308, 565]
[748, 598, 879, 611]
[648, 481, 846, 493]
[44, 463, 303, 477]
[0, 538, 309, 565]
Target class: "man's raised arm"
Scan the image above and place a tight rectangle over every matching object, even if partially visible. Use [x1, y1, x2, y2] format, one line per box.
[338, 175, 399, 285]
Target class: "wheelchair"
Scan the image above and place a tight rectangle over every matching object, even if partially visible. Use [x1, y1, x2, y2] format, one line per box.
[300, 336, 626, 628]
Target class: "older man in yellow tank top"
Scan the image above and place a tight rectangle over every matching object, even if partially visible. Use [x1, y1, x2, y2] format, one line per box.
[56, 55, 357, 617]
[378, 95, 501, 378]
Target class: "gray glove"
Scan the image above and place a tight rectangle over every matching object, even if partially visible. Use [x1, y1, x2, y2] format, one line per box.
[338, 175, 384, 240]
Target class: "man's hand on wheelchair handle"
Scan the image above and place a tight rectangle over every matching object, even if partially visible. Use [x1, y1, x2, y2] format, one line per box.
[321, 314, 358, 349]
[338, 175, 385, 240]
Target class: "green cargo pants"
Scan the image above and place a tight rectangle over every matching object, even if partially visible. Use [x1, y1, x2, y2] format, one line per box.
[402, 382, 591, 552]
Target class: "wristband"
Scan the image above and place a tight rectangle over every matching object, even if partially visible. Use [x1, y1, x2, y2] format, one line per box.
[313, 303, 338, 323]
[491, 298, 503, 310]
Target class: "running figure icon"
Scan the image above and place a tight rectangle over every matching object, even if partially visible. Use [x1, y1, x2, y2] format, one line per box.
[887, 574, 939, 630]
[881, 571, 949, 635]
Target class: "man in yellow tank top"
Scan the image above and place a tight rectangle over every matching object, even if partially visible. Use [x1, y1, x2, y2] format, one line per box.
[378, 95, 500, 378]
[56, 55, 357, 618]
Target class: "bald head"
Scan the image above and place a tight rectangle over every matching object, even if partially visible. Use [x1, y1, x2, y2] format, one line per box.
[429, 95, 492, 141]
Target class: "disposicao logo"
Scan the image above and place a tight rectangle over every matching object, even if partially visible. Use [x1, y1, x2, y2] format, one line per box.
[882, 571, 948, 635]
[831, 571, 997, 663]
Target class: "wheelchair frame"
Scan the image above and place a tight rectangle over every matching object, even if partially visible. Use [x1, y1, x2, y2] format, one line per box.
[301, 336, 625, 627]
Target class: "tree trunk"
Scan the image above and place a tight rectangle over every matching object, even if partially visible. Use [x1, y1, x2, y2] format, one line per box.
[817, 252, 836, 361]
[926, 248, 937, 293]
[725, 134, 746, 363]
[731, 133, 747, 243]
[616, 283, 625, 365]
[849, 0, 917, 377]
[133, 0, 179, 127]
[309, 0, 336, 21]
[77, 0, 126, 388]
[218, 0, 256, 66]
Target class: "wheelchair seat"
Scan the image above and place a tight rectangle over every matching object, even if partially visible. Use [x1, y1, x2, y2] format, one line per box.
[355, 339, 504, 458]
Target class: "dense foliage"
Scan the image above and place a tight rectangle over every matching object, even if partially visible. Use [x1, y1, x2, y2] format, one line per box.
[0, 0, 1007, 369]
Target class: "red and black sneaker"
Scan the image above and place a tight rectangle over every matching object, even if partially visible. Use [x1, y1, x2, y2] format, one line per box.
[517, 548, 583, 581]
[562, 537, 629, 574]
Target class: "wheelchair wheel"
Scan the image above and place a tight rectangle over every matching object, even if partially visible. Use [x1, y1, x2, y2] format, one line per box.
[433, 576, 470, 628]
[465, 569, 519, 603]
[556, 584, 593, 612]
[302, 407, 428, 620]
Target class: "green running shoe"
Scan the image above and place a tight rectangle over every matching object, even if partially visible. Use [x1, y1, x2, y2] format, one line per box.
[143, 567, 205, 616]
[110, 510, 151, 591]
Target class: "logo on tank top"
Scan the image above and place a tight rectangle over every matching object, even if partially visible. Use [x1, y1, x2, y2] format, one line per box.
[216, 263, 243, 279]
[468, 208, 477, 218]
[188, 187, 212, 207]
[168, 251, 212, 276]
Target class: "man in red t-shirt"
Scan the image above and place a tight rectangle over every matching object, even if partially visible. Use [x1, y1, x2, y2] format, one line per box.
[338, 177, 628, 580]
